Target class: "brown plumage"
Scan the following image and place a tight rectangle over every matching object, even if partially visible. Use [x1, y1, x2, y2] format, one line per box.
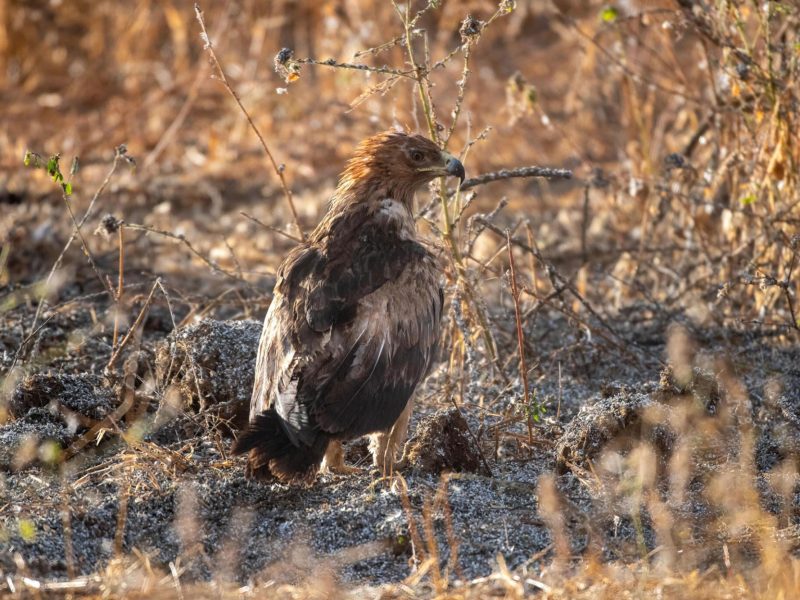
[232, 130, 465, 483]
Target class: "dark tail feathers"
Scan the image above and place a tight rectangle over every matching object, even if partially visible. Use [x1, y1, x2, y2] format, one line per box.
[232, 409, 326, 484]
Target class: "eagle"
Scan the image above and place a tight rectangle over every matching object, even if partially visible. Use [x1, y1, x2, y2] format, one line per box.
[232, 130, 465, 483]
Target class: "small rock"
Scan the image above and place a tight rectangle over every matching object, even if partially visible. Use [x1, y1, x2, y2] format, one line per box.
[155, 319, 261, 430]
[10, 372, 117, 420]
[406, 408, 489, 475]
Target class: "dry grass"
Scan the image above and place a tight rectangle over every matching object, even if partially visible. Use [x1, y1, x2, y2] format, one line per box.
[2, 0, 800, 597]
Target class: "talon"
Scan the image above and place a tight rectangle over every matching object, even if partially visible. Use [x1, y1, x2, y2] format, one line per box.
[326, 463, 361, 476]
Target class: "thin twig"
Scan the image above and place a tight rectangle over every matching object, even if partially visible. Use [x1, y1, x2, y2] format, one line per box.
[114, 483, 130, 557]
[60, 480, 76, 580]
[30, 149, 124, 333]
[240, 211, 303, 243]
[121, 222, 245, 282]
[506, 230, 533, 445]
[396, 475, 427, 570]
[444, 43, 471, 148]
[353, 2, 432, 59]
[142, 60, 212, 171]
[105, 278, 159, 372]
[194, 4, 304, 241]
[112, 226, 124, 350]
[581, 184, 590, 264]
[60, 192, 113, 297]
[293, 57, 413, 78]
[477, 217, 647, 364]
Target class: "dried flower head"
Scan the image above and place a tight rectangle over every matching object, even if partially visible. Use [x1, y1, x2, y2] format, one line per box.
[459, 15, 483, 43]
[274, 47, 300, 83]
[499, 0, 516, 13]
[665, 153, 689, 170]
[96, 214, 122, 239]
[275, 47, 293, 67]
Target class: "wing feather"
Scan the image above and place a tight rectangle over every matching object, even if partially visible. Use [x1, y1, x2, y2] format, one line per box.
[305, 263, 442, 437]
[249, 202, 443, 445]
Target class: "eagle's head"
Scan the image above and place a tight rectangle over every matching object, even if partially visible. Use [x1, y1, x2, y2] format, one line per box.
[335, 130, 465, 206]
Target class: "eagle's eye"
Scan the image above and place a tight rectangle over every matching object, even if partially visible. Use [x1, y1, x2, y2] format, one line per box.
[410, 150, 425, 163]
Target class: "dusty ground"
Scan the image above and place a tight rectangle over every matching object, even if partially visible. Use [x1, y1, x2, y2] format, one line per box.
[2, 295, 799, 592]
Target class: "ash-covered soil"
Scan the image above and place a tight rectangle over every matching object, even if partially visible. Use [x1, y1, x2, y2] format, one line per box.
[2, 308, 799, 589]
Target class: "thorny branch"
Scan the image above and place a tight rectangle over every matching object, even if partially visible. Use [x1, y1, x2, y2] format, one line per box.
[458, 166, 573, 191]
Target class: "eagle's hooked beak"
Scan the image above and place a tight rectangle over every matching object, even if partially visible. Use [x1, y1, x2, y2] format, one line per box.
[442, 151, 466, 184]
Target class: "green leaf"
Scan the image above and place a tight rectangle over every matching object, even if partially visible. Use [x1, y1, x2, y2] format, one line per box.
[740, 194, 757, 205]
[23, 150, 32, 167]
[600, 6, 619, 23]
[62, 182, 73, 196]
[526, 85, 538, 105]
[46, 156, 59, 177]
[499, 0, 515, 14]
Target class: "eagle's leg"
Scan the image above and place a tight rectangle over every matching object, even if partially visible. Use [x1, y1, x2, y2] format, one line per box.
[370, 398, 414, 477]
[320, 440, 360, 475]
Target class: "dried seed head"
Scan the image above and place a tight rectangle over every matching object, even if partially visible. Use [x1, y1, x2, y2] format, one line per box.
[274, 48, 300, 83]
[275, 47, 293, 67]
[590, 167, 610, 188]
[508, 71, 525, 93]
[735, 62, 750, 81]
[665, 153, 688, 170]
[459, 15, 483, 42]
[96, 214, 122, 239]
[499, 0, 516, 13]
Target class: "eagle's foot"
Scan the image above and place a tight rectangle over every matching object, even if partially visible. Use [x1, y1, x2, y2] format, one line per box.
[320, 441, 360, 476]
[324, 463, 360, 476]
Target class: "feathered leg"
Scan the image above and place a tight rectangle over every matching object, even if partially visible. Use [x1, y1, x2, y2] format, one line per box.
[320, 441, 360, 475]
[369, 398, 414, 476]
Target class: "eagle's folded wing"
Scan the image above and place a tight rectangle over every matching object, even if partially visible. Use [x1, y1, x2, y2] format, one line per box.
[256, 207, 442, 443]
[301, 260, 442, 438]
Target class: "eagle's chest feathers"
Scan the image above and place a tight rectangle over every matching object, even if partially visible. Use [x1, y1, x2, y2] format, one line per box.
[375, 198, 415, 239]
[338, 197, 439, 353]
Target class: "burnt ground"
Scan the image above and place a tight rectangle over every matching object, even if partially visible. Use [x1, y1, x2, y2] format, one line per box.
[2, 288, 799, 591]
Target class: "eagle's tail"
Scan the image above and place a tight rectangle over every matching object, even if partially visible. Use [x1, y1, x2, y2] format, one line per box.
[232, 409, 327, 484]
